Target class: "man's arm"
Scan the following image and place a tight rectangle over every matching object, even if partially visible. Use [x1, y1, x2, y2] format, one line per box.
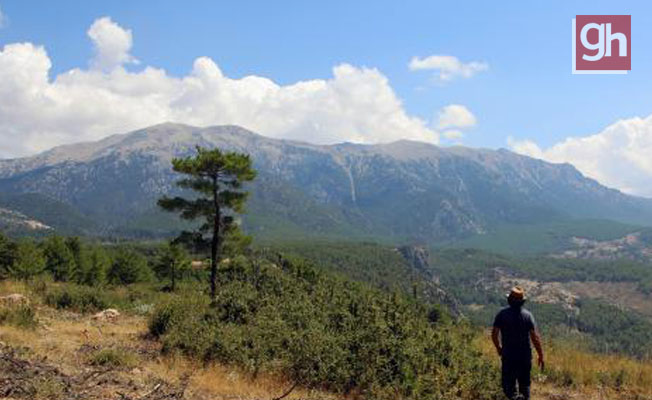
[491, 327, 502, 357]
[530, 329, 545, 370]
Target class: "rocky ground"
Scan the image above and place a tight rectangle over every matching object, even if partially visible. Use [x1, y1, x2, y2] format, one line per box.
[0, 342, 188, 399]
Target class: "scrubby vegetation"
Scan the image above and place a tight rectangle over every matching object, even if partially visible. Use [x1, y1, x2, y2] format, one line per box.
[149, 254, 501, 399]
[0, 304, 38, 329]
[3, 208, 652, 397]
[43, 285, 111, 313]
[1, 231, 505, 399]
[273, 241, 652, 360]
[88, 348, 138, 368]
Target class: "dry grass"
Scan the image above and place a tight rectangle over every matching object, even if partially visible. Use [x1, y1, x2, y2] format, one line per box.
[4, 279, 652, 399]
[0, 281, 338, 400]
[0, 279, 31, 297]
[478, 329, 652, 399]
[147, 355, 338, 400]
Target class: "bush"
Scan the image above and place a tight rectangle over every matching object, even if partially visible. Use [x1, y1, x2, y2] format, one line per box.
[42, 236, 75, 282]
[88, 348, 137, 368]
[0, 232, 17, 278]
[149, 256, 502, 399]
[0, 305, 38, 329]
[44, 285, 110, 313]
[107, 247, 153, 285]
[9, 240, 46, 280]
[75, 246, 109, 287]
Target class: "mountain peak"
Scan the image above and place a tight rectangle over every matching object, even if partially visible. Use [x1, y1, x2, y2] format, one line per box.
[1, 121, 652, 239]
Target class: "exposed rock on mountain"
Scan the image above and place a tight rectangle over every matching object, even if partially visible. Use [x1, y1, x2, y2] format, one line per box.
[1, 123, 651, 240]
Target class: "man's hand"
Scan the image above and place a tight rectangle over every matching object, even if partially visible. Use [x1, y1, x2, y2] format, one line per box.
[530, 329, 545, 371]
[491, 327, 502, 357]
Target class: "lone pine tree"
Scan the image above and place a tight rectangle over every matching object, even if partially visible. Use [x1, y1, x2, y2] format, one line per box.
[158, 146, 256, 300]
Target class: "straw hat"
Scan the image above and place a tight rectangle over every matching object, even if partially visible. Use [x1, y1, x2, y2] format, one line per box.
[507, 286, 526, 302]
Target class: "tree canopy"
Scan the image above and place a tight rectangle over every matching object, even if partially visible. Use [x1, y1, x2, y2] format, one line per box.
[158, 146, 256, 299]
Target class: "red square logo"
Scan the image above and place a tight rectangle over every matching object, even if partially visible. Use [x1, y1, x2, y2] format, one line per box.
[573, 15, 631, 73]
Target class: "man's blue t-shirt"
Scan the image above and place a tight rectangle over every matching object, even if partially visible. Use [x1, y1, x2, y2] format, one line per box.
[493, 306, 536, 361]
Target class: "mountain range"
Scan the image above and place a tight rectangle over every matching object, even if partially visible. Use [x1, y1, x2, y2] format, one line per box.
[1, 123, 651, 245]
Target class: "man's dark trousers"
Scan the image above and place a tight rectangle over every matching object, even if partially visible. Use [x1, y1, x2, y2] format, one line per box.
[501, 356, 531, 400]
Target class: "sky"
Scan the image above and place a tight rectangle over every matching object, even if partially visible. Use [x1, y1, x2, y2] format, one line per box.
[0, 1, 651, 197]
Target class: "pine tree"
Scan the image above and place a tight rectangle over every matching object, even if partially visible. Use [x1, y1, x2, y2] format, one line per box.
[79, 246, 109, 286]
[10, 239, 46, 280]
[158, 146, 256, 300]
[0, 232, 17, 278]
[65, 236, 89, 283]
[107, 247, 151, 285]
[154, 242, 190, 291]
[42, 235, 75, 281]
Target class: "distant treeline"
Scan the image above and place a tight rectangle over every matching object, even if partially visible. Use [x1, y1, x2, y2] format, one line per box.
[0, 232, 201, 287]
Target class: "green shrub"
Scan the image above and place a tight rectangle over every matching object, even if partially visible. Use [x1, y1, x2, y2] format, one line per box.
[75, 246, 109, 286]
[0, 305, 38, 329]
[149, 256, 502, 399]
[9, 239, 46, 280]
[88, 348, 137, 368]
[44, 285, 110, 313]
[107, 247, 153, 285]
[42, 236, 76, 282]
[0, 232, 17, 278]
[33, 377, 66, 400]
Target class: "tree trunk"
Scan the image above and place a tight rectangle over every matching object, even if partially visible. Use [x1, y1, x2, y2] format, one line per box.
[210, 175, 220, 301]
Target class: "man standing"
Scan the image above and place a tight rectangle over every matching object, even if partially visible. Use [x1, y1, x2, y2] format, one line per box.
[492, 287, 545, 400]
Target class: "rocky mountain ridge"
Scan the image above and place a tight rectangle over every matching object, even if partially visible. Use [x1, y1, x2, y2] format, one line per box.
[1, 123, 651, 241]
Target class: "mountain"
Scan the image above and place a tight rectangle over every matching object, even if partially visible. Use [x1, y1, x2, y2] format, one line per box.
[0, 206, 52, 235]
[1, 122, 651, 242]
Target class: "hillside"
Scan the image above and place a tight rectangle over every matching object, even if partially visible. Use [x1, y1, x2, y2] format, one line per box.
[2, 251, 652, 400]
[0, 238, 503, 400]
[1, 123, 652, 244]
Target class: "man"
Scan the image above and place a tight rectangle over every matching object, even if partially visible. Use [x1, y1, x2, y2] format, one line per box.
[492, 287, 544, 400]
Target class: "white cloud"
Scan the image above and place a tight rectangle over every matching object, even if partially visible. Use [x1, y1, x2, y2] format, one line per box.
[87, 17, 138, 71]
[409, 55, 488, 82]
[436, 104, 476, 141]
[437, 104, 476, 129]
[0, 17, 459, 158]
[509, 116, 652, 198]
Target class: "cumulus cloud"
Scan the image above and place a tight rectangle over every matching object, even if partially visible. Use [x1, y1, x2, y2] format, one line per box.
[436, 104, 476, 140]
[87, 17, 138, 71]
[409, 55, 488, 82]
[437, 104, 476, 129]
[509, 116, 652, 198]
[0, 17, 459, 158]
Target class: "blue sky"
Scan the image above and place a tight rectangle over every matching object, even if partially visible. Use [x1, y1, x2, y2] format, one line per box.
[1, 1, 651, 196]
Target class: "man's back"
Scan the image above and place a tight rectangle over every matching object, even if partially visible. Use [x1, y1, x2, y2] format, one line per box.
[492, 287, 544, 400]
[493, 306, 536, 361]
